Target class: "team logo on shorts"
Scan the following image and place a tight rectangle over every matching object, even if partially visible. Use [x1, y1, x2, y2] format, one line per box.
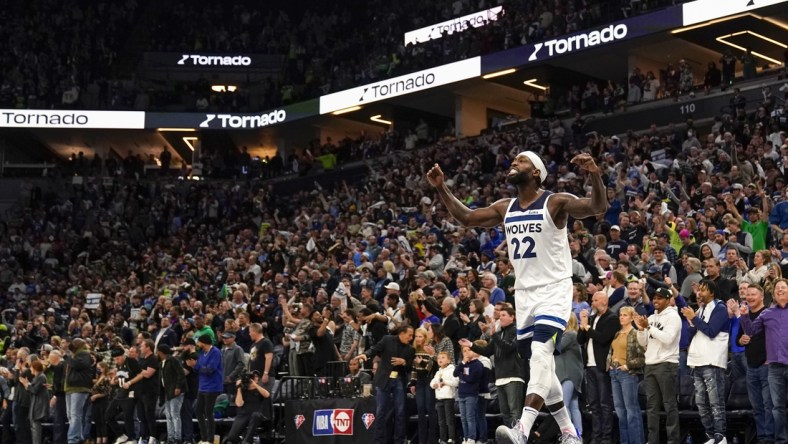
[362, 413, 375, 429]
[294, 414, 305, 430]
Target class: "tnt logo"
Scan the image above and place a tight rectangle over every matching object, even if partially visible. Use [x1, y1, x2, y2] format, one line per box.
[294, 415, 305, 430]
[362, 413, 375, 430]
[313, 409, 354, 436]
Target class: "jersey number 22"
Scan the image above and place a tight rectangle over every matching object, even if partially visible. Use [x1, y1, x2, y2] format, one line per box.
[511, 236, 537, 259]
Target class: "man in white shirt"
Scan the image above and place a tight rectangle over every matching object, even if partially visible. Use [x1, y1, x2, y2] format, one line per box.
[635, 287, 682, 444]
[682, 280, 731, 444]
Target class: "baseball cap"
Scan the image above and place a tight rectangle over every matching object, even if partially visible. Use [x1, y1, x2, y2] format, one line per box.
[647, 265, 661, 274]
[384, 282, 400, 291]
[657, 232, 669, 239]
[222, 332, 236, 339]
[653, 287, 672, 299]
[610, 225, 621, 231]
[679, 229, 691, 239]
[732, 183, 744, 190]
[157, 344, 173, 355]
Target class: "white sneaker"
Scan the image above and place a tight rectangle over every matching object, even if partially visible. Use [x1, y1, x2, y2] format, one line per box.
[114, 436, 129, 444]
[558, 432, 582, 444]
[703, 437, 715, 444]
[495, 421, 527, 444]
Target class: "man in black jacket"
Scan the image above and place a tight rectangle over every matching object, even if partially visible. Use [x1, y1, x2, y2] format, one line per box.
[46, 350, 67, 444]
[462, 305, 524, 427]
[65, 338, 94, 444]
[441, 298, 463, 360]
[158, 345, 186, 444]
[355, 326, 415, 444]
[578, 292, 618, 444]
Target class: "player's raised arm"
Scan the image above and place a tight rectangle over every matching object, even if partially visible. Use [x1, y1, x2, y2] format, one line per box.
[556, 153, 608, 220]
[426, 163, 507, 228]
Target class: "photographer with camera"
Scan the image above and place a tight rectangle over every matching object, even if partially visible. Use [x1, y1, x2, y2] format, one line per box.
[221, 370, 270, 444]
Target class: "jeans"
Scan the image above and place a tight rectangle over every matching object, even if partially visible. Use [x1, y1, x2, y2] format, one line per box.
[610, 369, 644, 444]
[585, 366, 614, 443]
[435, 399, 457, 443]
[227, 410, 267, 443]
[679, 350, 689, 379]
[66, 392, 89, 444]
[458, 396, 479, 442]
[476, 397, 488, 442]
[644, 363, 679, 444]
[375, 379, 407, 444]
[164, 394, 184, 441]
[729, 352, 748, 381]
[562, 380, 582, 436]
[768, 363, 788, 444]
[415, 378, 437, 444]
[746, 365, 774, 441]
[181, 397, 196, 442]
[498, 381, 525, 428]
[197, 392, 220, 442]
[52, 395, 68, 444]
[693, 365, 727, 437]
[139, 393, 158, 440]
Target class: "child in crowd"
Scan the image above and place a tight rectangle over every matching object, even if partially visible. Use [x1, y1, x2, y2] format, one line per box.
[474, 339, 492, 444]
[455, 345, 484, 444]
[431, 351, 459, 444]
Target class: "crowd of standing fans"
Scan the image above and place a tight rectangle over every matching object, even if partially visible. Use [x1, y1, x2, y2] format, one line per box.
[0, 73, 786, 444]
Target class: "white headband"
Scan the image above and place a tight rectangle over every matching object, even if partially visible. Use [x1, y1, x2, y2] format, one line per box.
[519, 151, 547, 183]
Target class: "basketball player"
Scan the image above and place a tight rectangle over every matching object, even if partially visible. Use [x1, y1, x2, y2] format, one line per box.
[426, 151, 607, 444]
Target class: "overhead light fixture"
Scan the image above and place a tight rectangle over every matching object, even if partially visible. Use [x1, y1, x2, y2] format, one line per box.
[716, 31, 784, 65]
[671, 13, 748, 33]
[331, 106, 362, 115]
[482, 68, 516, 79]
[157, 128, 196, 132]
[370, 115, 392, 125]
[183, 136, 198, 151]
[523, 78, 549, 91]
[760, 16, 788, 31]
[210, 85, 237, 93]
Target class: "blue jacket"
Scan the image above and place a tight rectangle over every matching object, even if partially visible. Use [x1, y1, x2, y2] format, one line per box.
[196, 346, 223, 393]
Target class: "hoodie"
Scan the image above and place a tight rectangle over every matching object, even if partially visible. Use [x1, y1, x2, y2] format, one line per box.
[453, 358, 483, 398]
[636, 305, 681, 365]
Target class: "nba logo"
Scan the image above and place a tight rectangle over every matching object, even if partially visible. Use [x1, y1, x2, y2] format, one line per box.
[313, 409, 354, 436]
[362, 413, 375, 430]
[294, 415, 305, 430]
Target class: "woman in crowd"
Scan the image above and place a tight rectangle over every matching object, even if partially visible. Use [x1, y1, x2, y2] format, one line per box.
[90, 362, 114, 444]
[740, 249, 772, 285]
[461, 299, 487, 341]
[22, 360, 48, 444]
[609, 306, 646, 444]
[556, 313, 584, 438]
[410, 327, 437, 444]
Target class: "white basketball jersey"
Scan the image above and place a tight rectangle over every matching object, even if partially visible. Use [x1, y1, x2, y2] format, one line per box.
[503, 191, 572, 290]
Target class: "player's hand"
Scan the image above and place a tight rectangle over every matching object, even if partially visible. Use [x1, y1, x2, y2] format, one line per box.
[571, 153, 600, 173]
[426, 164, 445, 187]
